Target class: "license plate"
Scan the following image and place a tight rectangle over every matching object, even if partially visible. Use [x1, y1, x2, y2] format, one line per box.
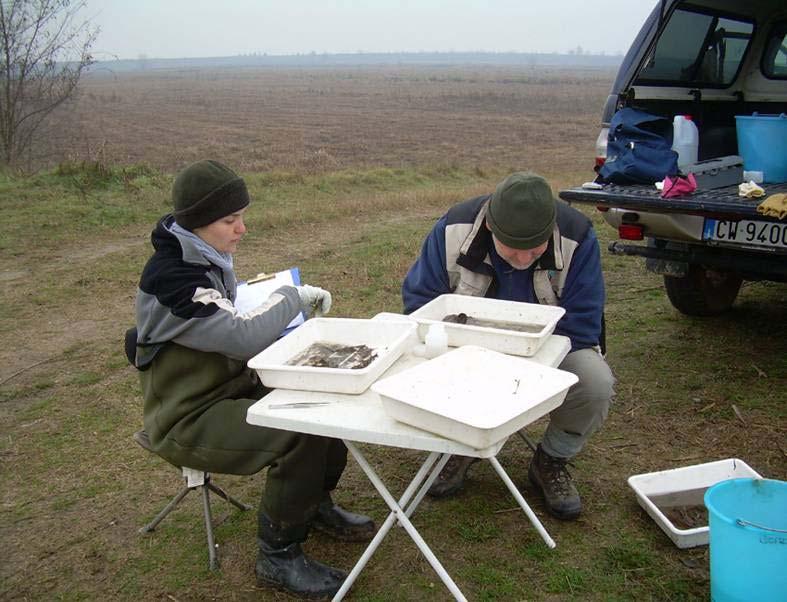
[703, 218, 787, 250]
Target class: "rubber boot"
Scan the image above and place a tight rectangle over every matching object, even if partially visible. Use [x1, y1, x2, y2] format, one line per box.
[256, 514, 347, 600]
[313, 494, 375, 542]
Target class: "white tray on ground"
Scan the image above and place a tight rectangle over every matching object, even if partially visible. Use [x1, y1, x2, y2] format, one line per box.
[248, 317, 417, 394]
[627, 458, 762, 549]
[372, 345, 578, 449]
[409, 294, 565, 356]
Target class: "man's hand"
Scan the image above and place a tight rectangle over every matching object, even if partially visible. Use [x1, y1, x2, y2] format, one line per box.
[295, 285, 332, 317]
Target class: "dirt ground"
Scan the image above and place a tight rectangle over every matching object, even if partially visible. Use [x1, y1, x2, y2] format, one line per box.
[32, 64, 615, 176]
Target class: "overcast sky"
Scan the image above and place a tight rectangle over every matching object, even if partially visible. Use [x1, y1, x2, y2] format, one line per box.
[85, 0, 658, 60]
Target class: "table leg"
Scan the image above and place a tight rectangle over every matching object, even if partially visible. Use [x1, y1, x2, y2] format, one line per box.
[334, 441, 467, 602]
[487, 456, 556, 549]
[403, 452, 451, 519]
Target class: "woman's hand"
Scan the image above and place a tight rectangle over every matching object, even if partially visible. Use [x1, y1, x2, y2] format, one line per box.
[295, 285, 332, 317]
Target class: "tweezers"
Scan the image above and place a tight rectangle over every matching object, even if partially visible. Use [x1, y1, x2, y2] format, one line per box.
[267, 402, 333, 410]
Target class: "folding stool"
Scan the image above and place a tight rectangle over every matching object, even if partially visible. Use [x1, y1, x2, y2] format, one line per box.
[133, 430, 252, 570]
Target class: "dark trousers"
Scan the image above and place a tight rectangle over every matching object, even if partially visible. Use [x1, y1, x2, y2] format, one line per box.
[140, 343, 348, 531]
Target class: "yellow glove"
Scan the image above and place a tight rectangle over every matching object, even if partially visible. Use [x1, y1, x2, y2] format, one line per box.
[756, 193, 787, 220]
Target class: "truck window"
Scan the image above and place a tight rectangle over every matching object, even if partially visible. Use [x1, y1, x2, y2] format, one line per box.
[762, 20, 787, 79]
[634, 6, 753, 87]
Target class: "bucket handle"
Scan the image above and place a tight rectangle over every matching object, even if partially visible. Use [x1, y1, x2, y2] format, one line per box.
[736, 518, 787, 533]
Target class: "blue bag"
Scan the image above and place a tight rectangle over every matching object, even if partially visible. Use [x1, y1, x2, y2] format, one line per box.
[599, 108, 679, 184]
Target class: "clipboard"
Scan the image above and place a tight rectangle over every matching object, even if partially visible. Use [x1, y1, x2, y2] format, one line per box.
[235, 267, 304, 333]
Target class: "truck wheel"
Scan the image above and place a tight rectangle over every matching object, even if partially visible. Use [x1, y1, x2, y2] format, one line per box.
[663, 267, 742, 316]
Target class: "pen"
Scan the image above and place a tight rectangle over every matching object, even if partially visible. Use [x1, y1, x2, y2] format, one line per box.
[267, 402, 333, 410]
[247, 272, 276, 284]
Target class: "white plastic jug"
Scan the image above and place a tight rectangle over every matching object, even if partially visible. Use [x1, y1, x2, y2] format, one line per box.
[424, 322, 448, 359]
[672, 115, 699, 170]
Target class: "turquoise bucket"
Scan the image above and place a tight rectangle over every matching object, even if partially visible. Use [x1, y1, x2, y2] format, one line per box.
[704, 478, 787, 602]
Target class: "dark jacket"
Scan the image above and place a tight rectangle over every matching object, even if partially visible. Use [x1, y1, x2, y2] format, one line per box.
[402, 195, 605, 352]
[134, 215, 303, 464]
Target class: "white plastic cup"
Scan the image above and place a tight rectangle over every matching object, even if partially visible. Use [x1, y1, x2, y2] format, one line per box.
[672, 115, 699, 170]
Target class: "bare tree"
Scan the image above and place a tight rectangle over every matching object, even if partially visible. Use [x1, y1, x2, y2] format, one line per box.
[0, 0, 97, 167]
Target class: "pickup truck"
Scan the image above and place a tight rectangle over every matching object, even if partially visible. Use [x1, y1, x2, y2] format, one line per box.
[559, 0, 787, 316]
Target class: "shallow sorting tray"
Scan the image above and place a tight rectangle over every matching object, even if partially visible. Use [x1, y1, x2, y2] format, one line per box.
[409, 294, 565, 356]
[248, 317, 417, 394]
[372, 345, 577, 449]
[627, 458, 762, 549]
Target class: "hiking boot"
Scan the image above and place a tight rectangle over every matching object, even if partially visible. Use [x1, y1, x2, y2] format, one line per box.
[312, 496, 376, 542]
[527, 444, 581, 520]
[427, 455, 480, 498]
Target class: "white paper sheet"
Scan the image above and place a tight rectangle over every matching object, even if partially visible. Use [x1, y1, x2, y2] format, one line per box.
[235, 267, 304, 331]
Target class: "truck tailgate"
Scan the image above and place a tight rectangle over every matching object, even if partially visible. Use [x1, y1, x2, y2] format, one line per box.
[559, 182, 787, 222]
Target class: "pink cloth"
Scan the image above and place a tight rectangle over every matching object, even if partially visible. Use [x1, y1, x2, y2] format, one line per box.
[661, 173, 697, 198]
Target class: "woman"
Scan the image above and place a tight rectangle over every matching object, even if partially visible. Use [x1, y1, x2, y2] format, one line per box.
[132, 159, 373, 599]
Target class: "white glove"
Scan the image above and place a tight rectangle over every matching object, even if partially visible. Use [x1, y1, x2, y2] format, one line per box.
[296, 284, 332, 317]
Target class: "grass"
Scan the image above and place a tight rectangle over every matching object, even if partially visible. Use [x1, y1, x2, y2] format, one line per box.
[2, 164, 785, 599]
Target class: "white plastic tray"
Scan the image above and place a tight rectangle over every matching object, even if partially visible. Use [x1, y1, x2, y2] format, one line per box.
[372, 345, 577, 448]
[409, 294, 565, 356]
[248, 317, 417, 394]
[627, 458, 762, 549]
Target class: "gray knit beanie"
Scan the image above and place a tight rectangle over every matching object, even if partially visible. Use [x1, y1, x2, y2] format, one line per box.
[486, 172, 556, 249]
[172, 160, 250, 230]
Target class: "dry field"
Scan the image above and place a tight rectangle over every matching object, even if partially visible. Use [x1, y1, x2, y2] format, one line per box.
[3, 64, 785, 601]
[39, 64, 613, 177]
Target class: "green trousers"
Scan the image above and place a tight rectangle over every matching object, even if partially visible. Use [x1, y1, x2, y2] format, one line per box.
[139, 342, 347, 530]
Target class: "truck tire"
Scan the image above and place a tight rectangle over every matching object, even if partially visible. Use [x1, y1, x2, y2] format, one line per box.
[663, 266, 742, 316]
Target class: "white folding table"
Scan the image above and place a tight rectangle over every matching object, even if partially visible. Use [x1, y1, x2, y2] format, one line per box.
[246, 329, 570, 601]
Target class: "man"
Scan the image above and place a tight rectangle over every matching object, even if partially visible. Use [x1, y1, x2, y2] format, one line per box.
[402, 172, 614, 520]
[131, 160, 374, 599]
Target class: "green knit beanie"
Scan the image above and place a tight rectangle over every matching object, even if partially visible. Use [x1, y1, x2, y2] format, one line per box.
[172, 160, 250, 230]
[486, 172, 556, 249]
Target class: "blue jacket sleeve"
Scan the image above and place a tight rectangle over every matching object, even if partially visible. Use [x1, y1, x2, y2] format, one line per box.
[554, 227, 605, 352]
[402, 217, 452, 314]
